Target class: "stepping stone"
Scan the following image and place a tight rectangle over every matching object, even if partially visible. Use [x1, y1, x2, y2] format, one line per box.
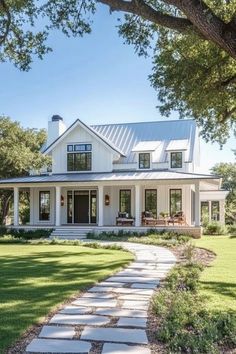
[118, 294, 150, 301]
[59, 306, 92, 315]
[112, 288, 154, 296]
[117, 317, 147, 328]
[26, 339, 91, 353]
[116, 271, 161, 277]
[95, 308, 147, 318]
[106, 276, 159, 284]
[89, 286, 116, 293]
[81, 327, 148, 344]
[121, 300, 148, 311]
[99, 281, 126, 287]
[102, 343, 151, 354]
[81, 292, 115, 299]
[50, 314, 110, 326]
[39, 325, 75, 339]
[72, 298, 117, 308]
[131, 283, 158, 289]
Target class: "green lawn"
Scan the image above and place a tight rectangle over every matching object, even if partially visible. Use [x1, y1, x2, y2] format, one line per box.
[195, 236, 236, 312]
[0, 244, 133, 353]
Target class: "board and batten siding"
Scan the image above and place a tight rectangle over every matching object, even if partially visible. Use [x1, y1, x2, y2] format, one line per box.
[51, 125, 114, 174]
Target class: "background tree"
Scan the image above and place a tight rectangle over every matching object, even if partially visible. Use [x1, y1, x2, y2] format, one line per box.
[0, 117, 51, 224]
[0, 0, 235, 143]
[211, 162, 236, 224]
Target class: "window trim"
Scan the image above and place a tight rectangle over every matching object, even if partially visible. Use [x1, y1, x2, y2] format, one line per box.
[170, 151, 183, 169]
[119, 189, 131, 216]
[39, 191, 50, 221]
[169, 188, 182, 216]
[145, 189, 157, 218]
[138, 152, 151, 170]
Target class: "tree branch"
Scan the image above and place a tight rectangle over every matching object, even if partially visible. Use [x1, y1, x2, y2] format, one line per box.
[164, 0, 236, 59]
[0, 0, 11, 45]
[98, 0, 194, 33]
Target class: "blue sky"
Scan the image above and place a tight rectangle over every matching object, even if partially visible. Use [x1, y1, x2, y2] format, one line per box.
[0, 4, 235, 171]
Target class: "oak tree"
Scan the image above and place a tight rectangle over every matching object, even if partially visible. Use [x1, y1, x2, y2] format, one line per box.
[0, 0, 236, 143]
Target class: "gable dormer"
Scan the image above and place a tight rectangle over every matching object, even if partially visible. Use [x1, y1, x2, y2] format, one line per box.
[132, 141, 161, 170]
[165, 139, 189, 170]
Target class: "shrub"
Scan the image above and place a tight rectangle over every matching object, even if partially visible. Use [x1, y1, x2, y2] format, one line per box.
[152, 289, 236, 353]
[228, 224, 236, 236]
[204, 222, 227, 235]
[165, 263, 203, 292]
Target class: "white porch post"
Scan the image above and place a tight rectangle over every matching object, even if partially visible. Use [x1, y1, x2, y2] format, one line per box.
[135, 184, 141, 227]
[208, 200, 212, 223]
[98, 185, 104, 227]
[55, 186, 61, 226]
[13, 187, 19, 226]
[195, 181, 200, 227]
[29, 188, 34, 225]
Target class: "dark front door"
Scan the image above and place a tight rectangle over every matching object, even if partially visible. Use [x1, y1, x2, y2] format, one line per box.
[74, 191, 89, 223]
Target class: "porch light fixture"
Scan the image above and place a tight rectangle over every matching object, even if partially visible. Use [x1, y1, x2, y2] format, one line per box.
[61, 195, 64, 206]
[105, 194, 110, 206]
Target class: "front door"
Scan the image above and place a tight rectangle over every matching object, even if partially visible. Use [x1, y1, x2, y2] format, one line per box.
[74, 191, 89, 223]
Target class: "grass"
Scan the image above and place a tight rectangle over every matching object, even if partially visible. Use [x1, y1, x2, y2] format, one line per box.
[195, 235, 236, 312]
[0, 244, 133, 353]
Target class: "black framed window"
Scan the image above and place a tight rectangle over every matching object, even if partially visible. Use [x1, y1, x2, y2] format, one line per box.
[67, 152, 92, 171]
[119, 190, 131, 216]
[201, 201, 209, 224]
[67, 191, 73, 223]
[145, 189, 157, 217]
[211, 201, 220, 221]
[39, 191, 50, 221]
[169, 189, 182, 216]
[139, 153, 150, 169]
[170, 152, 182, 168]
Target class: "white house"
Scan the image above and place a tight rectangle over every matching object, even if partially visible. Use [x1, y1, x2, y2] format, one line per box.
[0, 116, 228, 237]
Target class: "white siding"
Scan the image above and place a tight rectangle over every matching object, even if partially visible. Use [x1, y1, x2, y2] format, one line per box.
[51, 125, 114, 173]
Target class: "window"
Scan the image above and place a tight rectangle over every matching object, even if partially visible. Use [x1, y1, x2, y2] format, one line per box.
[139, 153, 150, 169]
[169, 189, 182, 216]
[119, 190, 131, 216]
[170, 152, 182, 168]
[67, 191, 73, 223]
[211, 201, 220, 221]
[39, 191, 50, 221]
[201, 201, 209, 224]
[67, 144, 92, 171]
[145, 189, 157, 217]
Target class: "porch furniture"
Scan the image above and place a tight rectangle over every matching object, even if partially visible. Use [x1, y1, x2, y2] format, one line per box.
[167, 211, 186, 226]
[116, 212, 134, 226]
[142, 211, 157, 226]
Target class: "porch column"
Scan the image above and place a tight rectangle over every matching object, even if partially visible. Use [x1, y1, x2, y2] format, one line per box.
[29, 188, 34, 225]
[195, 181, 200, 227]
[98, 185, 104, 226]
[55, 186, 61, 226]
[208, 200, 212, 223]
[135, 184, 141, 227]
[13, 186, 19, 226]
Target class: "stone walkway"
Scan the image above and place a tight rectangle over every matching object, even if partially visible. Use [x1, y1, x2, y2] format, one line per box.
[26, 242, 176, 354]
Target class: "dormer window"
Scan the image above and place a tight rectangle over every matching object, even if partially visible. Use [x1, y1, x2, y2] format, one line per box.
[139, 153, 150, 169]
[67, 144, 92, 171]
[170, 152, 182, 168]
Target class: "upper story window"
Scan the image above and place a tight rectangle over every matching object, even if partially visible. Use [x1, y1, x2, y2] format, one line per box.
[139, 153, 150, 169]
[67, 144, 92, 171]
[170, 152, 182, 168]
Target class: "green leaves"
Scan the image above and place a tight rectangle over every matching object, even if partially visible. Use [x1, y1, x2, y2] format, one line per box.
[0, 116, 51, 178]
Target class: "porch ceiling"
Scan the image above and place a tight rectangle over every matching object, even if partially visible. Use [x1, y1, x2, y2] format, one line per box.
[0, 170, 219, 188]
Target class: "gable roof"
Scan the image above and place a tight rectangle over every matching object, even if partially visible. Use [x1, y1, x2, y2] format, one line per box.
[43, 118, 126, 156]
[92, 119, 196, 164]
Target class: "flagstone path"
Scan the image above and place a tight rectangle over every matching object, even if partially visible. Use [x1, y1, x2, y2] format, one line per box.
[26, 242, 176, 354]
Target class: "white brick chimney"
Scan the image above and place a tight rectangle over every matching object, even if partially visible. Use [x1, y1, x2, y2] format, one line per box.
[47, 115, 66, 147]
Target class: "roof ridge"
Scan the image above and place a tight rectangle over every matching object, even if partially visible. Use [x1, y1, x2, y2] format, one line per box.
[91, 119, 195, 127]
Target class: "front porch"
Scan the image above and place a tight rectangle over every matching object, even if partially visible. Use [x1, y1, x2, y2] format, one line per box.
[6, 179, 205, 237]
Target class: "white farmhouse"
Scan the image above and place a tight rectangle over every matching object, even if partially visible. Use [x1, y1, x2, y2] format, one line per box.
[0, 116, 228, 237]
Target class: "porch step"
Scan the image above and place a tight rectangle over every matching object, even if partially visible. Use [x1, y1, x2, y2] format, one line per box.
[50, 227, 93, 240]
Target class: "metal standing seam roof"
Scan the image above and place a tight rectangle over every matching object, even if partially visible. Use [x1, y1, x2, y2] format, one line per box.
[0, 171, 219, 185]
[91, 119, 196, 164]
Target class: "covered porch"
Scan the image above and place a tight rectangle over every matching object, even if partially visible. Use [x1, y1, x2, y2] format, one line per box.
[0, 170, 224, 238]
